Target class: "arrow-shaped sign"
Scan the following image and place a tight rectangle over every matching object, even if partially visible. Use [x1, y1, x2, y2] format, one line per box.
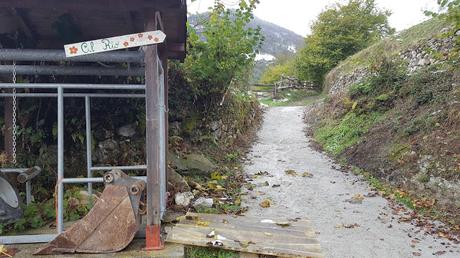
[64, 30, 166, 57]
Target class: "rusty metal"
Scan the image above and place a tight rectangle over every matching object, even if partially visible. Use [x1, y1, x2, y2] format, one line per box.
[16, 166, 42, 183]
[35, 171, 145, 255]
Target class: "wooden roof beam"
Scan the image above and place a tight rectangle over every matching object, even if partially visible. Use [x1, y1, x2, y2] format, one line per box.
[9, 8, 37, 44]
[0, 0, 183, 12]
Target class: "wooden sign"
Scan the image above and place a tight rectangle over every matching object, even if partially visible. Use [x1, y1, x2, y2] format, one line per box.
[64, 30, 166, 57]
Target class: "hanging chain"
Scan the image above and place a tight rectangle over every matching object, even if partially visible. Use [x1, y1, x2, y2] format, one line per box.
[12, 61, 17, 165]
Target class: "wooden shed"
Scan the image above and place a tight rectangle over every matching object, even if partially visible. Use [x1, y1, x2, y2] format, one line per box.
[0, 0, 188, 251]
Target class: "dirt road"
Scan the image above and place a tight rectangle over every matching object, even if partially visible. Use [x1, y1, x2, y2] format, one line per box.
[242, 106, 459, 258]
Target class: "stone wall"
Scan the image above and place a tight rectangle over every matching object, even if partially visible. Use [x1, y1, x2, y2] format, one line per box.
[400, 28, 457, 74]
[324, 27, 457, 96]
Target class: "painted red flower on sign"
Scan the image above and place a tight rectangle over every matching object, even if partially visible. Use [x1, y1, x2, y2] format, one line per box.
[123, 41, 129, 47]
[69, 46, 78, 54]
[148, 35, 153, 40]
[153, 37, 159, 42]
[130, 37, 135, 42]
[138, 33, 143, 38]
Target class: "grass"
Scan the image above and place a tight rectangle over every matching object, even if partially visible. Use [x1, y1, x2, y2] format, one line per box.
[314, 111, 383, 155]
[351, 167, 437, 213]
[259, 89, 324, 107]
[185, 246, 238, 258]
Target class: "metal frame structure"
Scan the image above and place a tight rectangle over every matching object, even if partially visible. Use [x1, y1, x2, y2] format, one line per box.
[0, 48, 167, 245]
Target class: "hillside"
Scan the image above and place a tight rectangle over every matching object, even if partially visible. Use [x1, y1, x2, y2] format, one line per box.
[189, 13, 304, 81]
[306, 17, 460, 225]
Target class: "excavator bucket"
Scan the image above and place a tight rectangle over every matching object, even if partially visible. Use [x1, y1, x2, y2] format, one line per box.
[35, 170, 145, 255]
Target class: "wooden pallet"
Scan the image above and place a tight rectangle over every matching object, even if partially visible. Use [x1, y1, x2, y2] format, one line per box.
[166, 212, 323, 258]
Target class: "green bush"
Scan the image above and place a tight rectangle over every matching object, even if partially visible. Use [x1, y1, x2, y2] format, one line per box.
[349, 81, 374, 98]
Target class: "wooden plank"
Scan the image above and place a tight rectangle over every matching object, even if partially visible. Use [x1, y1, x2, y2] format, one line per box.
[167, 213, 323, 258]
[170, 224, 319, 245]
[182, 213, 313, 231]
[168, 226, 322, 258]
[177, 217, 315, 238]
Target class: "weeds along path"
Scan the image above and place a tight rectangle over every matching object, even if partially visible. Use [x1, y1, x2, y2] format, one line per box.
[241, 106, 459, 258]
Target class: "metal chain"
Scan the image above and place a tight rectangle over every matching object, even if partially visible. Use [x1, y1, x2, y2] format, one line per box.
[12, 61, 17, 165]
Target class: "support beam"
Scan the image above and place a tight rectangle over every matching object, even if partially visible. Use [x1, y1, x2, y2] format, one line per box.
[159, 39, 169, 199]
[0, 49, 144, 63]
[0, 0, 183, 12]
[144, 9, 164, 251]
[56, 86, 64, 233]
[0, 64, 144, 76]
[10, 8, 37, 44]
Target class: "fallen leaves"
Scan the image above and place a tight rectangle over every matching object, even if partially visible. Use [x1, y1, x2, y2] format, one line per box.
[259, 199, 272, 208]
[335, 223, 360, 229]
[346, 194, 365, 204]
[207, 180, 225, 191]
[413, 198, 436, 209]
[211, 172, 228, 181]
[285, 169, 298, 176]
[254, 171, 273, 177]
[276, 221, 291, 227]
[196, 220, 210, 227]
[412, 252, 421, 256]
[0, 245, 12, 258]
[302, 171, 314, 178]
[284, 169, 314, 178]
[235, 240, 255, 248]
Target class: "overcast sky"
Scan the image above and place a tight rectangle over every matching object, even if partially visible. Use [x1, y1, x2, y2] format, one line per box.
[187, 0, 439, 36]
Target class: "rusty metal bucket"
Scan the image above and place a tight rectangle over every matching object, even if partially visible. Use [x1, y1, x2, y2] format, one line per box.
[35, 170, 145, 255]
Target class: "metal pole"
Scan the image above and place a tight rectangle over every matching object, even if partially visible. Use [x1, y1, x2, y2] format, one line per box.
[0, 83, 145, 90]
[57, 86, 64, 234]
[0, 93, 146, 98]
[0, 65, 144, 76]
[90, 165, 147, 171]
[62, 176, 147, 184]
[25, 181, 32, 205]
[0, 49, 144, 63]
[85, 97, 93, 197]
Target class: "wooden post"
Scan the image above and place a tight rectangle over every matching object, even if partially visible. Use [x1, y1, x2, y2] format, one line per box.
[159, 43, 169, 191]
[144, 10, 164, 250]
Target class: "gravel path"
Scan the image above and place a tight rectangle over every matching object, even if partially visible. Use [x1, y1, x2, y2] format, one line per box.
[242, 106, 459, 258]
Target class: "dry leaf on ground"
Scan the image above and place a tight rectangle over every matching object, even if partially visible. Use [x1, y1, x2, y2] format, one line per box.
[347, 194, 365, 204]
[285, 169, 298, 176]
[259, 199, 272, 208]
[302, 171, 314, 178]
[276, 221, 291, 227]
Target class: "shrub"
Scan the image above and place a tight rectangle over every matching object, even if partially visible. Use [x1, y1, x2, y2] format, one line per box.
[314, 112, 383, 155]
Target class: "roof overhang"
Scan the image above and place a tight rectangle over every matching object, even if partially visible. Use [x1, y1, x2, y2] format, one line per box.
[0, 0, 187, 60]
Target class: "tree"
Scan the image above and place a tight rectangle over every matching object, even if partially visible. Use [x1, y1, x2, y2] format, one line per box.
[184, 0, 263, 107]
[426, 0, 460, 44]
[259, 60, 296, 84]
[295, 0, 394, 86]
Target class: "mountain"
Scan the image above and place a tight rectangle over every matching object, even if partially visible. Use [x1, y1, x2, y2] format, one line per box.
[249, 16, 304, 60]
[188, 13, 305, 82]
